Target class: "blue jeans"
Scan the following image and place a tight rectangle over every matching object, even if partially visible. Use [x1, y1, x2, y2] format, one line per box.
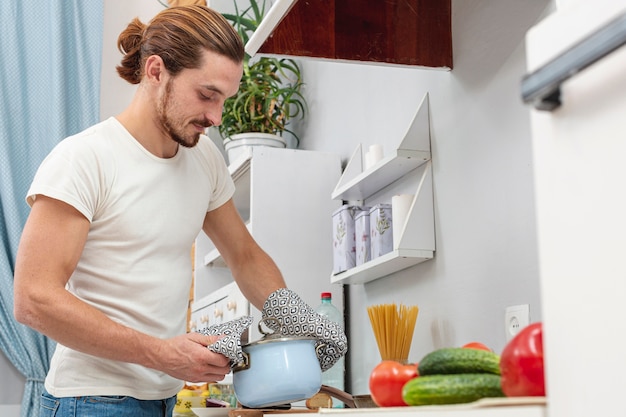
[40, 389, 176, 417]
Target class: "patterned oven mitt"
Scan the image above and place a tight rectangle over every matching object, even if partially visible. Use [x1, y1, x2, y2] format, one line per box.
[262, 288, 348, 371]
[199, 315, 253, 367]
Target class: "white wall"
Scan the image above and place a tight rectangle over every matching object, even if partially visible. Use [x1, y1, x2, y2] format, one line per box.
[99, 0, 553, 398]
[99, 0, 164, 120]
[295, 0, 553, 395]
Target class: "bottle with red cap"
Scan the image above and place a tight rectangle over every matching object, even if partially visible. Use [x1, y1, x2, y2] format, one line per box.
[315, 292, 345, 407]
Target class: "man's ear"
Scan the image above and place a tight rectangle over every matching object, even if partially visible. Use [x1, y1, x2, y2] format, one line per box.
[144, 55, 165, 84]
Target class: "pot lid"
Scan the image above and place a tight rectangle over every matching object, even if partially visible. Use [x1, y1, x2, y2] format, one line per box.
[243, 333, 316, 348]
[243, 317, 317, 347]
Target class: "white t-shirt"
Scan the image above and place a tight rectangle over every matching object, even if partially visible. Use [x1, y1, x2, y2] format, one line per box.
[27, 117, 235, 399]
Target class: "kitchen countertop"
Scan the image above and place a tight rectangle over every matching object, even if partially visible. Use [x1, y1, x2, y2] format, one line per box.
[255, 398, 547, 417]
[179, 398, 546, 417]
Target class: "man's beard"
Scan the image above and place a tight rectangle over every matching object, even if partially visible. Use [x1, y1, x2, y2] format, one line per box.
[157, 79, 212, 148]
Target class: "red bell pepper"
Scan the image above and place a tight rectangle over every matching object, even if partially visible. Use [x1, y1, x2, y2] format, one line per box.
[500, 322, 546, 397]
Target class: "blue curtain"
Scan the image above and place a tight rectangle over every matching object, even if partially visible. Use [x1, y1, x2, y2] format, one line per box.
[0, 2, 103, 416]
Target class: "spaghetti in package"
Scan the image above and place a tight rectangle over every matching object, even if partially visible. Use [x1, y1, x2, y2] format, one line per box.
[367, 303, 419, 362]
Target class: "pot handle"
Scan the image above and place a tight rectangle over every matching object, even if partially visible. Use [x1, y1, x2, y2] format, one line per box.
[232, 351, 250, 372]
[258, 317, 281, 336]
[318, 385, 356, 408]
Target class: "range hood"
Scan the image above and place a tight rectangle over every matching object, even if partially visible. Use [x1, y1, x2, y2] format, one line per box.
[244, 0, 297, 56]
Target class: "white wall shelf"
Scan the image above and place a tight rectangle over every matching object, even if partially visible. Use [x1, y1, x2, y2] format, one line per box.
[331, 248, 434, 285]
[332, 92, 432, 203]
[330, 93, 436, 285]
[331, 149, 430, 202]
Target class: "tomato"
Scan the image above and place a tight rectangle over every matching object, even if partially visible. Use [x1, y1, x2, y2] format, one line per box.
[462, 342, 493, 351]
[369, 360, 419, 407]
[500, 322, 545, 397]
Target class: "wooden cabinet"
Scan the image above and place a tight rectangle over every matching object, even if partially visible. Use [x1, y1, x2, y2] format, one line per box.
[330, 93, 435, 285]
[194, 147, 343, 340]
[257, 0, 452, 69]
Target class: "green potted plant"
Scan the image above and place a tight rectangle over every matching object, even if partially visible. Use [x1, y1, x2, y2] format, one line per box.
[219, 0, 307, 162]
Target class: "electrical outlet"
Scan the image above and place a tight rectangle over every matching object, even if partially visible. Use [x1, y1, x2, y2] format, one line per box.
[505, 304, 530, 341]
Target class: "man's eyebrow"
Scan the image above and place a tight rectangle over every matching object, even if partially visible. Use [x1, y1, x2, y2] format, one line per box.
[200, 84, 224, 95]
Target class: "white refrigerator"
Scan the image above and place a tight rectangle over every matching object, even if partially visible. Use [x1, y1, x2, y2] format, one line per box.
[524, 2, 626, 416]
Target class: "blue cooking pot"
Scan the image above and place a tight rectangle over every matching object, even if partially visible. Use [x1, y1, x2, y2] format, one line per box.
[232, 318, 324, 408]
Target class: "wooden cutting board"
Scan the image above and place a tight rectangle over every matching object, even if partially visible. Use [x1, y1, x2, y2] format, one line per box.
[228, 392, 334, 416]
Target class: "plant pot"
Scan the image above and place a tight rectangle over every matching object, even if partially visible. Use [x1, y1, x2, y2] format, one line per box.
[223, 133, 286, 164]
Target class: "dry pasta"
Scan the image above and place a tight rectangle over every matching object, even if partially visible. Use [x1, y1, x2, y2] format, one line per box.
[367, 303, 418, 362]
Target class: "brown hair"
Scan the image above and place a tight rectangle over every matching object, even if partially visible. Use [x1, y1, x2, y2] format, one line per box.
[116, 5, 244, 84]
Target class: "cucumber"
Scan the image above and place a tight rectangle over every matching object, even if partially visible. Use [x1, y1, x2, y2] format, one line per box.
[402, 373, 504, 406]
[418, 348, 501, 376]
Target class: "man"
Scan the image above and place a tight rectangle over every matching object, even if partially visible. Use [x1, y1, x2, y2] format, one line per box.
[13, 6, 346, 417]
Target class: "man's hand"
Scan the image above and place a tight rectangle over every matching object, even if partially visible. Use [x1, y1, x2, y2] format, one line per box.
[153, 333, 231, 383]
[202, 316, 253, 367]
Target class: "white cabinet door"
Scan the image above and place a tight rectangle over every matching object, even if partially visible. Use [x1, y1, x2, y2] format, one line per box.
[525, 3, 626, 416]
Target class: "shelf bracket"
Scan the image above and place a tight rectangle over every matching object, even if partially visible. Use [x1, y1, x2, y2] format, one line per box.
[395, 161, 435, 252]
[335, 144, 364, 202]
[399, 93, 431, 153]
